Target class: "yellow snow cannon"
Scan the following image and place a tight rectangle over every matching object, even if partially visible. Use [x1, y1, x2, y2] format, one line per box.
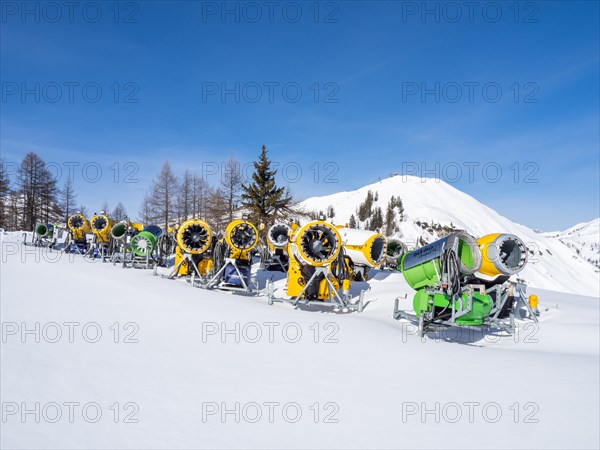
[224, 219, 259, 260]
[476, 233, 528, 283]
[173, 219, 214, 277]
[204, 219, 259, 292]
[90, 213, 115, 243]
[338, 227, 387, 281]
[67, 213, 91, 240]
[286, 220, 343, 300]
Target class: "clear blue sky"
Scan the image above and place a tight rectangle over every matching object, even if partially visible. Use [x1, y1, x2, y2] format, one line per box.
[1, 1, 598, 231]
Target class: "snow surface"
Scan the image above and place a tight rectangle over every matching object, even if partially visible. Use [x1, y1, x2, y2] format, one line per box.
[298, 175, 600, 297]
[1, 234, 599, 449]
[543, 218, 600, 270]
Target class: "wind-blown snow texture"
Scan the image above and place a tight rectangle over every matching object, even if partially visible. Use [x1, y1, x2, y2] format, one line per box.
[1, 233, 599, 449]
[298, 176, 600, 297]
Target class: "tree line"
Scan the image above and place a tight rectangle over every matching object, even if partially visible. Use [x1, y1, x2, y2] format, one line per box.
[0, 145, 293, 233]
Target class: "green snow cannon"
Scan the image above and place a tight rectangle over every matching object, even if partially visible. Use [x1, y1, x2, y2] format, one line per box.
[35, 223, 54, 238]
[412, 290, 493, 326]
[399, 232, 491, 325]
[130, 225, 162, 257]
[399, 232, 481, 289]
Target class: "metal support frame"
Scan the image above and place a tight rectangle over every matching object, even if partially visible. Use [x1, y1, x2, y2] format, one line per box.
[267, 266, 365, 312]
[393, 280, 539, 338]
[167, 252, 205, 286]
[203, 258, 254, 294]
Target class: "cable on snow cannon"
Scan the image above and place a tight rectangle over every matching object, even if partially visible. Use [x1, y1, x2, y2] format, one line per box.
[475, 233, 528, 283]
[266, 220, 365, 312]
[169, 219, 214, 280]
[385, 238, 407, 269]
[338, 227, 387, 281]
[204, 219, 258, 293]
[129, 225, 163, 259]
[262, 222, 291, 272]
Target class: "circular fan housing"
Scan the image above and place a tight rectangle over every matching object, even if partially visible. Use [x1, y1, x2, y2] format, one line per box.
[91, 215, 110, 233]
[267, 223, 291, 249]
[294, 221, 341, 266]
[177, 219, 213, 254]
[68, 214, 87, 231]
[225, 220, 259, 252]
[478, 233, 528, 278]
[386, 238, 407, 266]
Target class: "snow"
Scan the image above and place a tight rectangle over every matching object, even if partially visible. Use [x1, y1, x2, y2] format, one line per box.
[543, 218, 600, 270]
[1, 234, 599, 449]
[298, 175, 600, 297]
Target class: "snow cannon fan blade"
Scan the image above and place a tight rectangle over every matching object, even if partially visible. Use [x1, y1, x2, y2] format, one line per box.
[476, 233, 528, 282]
[267, 223, 291, 250]
[130, 225, 163, 257]
[176, 219, 213, 254]
[225, 220, 259, 253]
[338, 227, 388, 268]
[400, 231, 482, 290]
[294, 221, 342, 266]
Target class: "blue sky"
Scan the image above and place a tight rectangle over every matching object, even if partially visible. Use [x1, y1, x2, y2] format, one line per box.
[1, 0, 598, 231]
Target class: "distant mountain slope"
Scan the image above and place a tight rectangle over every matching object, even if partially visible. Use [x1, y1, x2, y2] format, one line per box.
[544, 218, 600, 270]
[297, 175, 600, 297]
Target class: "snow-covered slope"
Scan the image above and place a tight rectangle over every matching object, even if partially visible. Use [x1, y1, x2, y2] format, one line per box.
[1, 239, 599, 449]
[297, 176, 600, 297]
[543, 218, 600, 270]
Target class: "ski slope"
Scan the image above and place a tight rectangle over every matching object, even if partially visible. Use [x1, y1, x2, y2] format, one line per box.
[298, 176, 600, 297]
[1, 235, 599, 449]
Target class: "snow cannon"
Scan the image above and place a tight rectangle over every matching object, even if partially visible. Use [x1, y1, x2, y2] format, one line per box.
[290, 221, 342, 267]
[399, 232, 491, 326]
[172, 219, 214, 277]
[337, 227, 387, 281]
[35, 223, 54, 239]
[205, 219, 258, 292]
[338, 227, 387, 268]
[90, 213, 114, 243]
[111, 220, 143, 241]
[286, 221, 343, 300]
[385, 238, 407, 268]
[267, 223, 291, 250]
[67, 213, 91, 240]
[400, 231, 482, 290]
[475, 233, 528, 283]
[130, 225, 163, 257]
[224, 219, 258, 259]
[263, 222, 291, 272]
